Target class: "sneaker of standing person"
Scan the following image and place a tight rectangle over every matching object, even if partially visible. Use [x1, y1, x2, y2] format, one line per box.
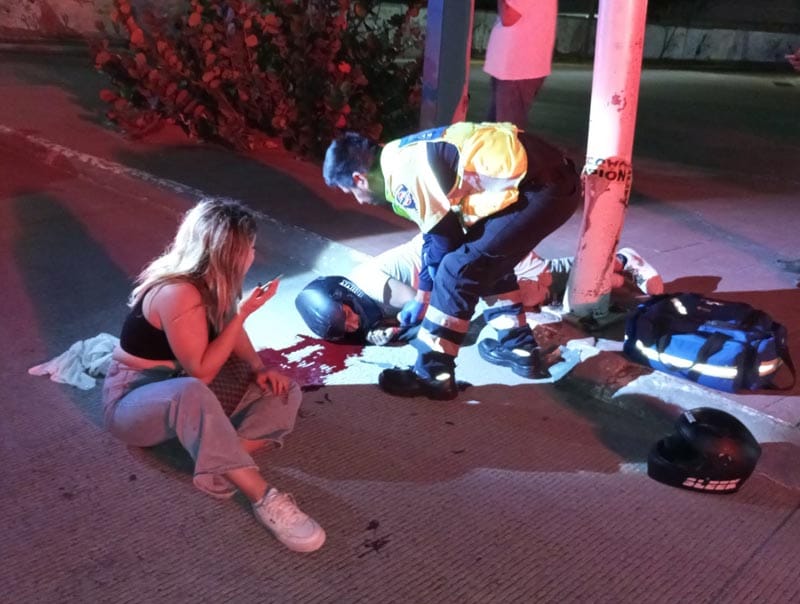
[252, 487, 326, 553]
[616, 247, 664, 295]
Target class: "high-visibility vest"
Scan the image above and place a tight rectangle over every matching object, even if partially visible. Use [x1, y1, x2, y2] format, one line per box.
[380, 122, 528, 232]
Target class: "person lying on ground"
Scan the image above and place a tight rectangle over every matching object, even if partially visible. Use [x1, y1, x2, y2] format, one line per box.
[296, 233, 663, 346]
[323, 121, 581, 400]
[103, 198, 325, 553]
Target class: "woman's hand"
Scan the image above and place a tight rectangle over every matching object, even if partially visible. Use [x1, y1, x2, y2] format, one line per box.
[238, 279, 280, 318]
[254, 367, 291, 395]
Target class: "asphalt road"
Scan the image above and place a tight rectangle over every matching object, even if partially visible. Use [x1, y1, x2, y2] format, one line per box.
[1, 51, 800, 602]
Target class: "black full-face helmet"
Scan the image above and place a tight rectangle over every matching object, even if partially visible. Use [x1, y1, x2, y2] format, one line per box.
[647, 407, 761, 494]
[295, 276, 384, 343]
[295, 285, 348, 341]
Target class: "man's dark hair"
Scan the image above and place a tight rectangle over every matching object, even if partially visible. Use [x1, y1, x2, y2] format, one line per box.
[322, 132, 380, 188]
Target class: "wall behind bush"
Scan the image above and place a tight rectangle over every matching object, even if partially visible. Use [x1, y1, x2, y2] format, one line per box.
[0, 0, 183, 41]
[2, 1, 798, 64]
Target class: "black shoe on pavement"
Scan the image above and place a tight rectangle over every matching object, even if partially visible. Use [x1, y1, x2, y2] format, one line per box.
[378, 367, 459, 401]
[478, 338, 550, 379]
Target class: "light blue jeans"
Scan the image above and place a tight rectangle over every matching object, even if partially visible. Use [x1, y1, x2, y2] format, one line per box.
[102, 359, 302, 498]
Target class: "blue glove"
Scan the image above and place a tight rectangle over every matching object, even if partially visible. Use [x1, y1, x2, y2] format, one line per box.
[398, 299, 427, 326]
[427, 265, 437, 281]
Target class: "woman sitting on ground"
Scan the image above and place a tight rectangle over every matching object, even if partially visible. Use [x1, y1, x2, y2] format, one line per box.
[102, 198, 325, 553]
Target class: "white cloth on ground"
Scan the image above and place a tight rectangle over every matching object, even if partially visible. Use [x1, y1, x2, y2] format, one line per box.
[522, 337, 623, 384]
[28, 333, 119, 390]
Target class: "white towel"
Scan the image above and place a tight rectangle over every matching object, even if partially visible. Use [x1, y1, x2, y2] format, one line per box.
[524, 337, 623, 384]
[28, 333, 119, 390]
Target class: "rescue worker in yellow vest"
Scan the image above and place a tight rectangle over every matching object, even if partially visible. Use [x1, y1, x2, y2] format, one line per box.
[322, 122, 580, 400]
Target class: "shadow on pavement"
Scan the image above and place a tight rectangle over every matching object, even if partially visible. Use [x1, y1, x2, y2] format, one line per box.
[114, 143, 413, 248]
[12, 193, 133, 352]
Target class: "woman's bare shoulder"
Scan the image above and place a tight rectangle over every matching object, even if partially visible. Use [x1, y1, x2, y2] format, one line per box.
[148, 281, 206, 325]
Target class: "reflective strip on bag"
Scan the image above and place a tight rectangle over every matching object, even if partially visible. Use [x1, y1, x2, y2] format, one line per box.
[758, 358, 781, 377]
[633, 339, 781, 380]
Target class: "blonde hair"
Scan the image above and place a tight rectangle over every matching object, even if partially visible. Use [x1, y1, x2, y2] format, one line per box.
[130, 198, 259, 332]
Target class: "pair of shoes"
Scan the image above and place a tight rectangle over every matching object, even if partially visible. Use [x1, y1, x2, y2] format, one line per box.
[378, 367, 458, 400]
[478, 339, 550, 379]
[252, 488, 326, 553]
[617, 247, 664, 295]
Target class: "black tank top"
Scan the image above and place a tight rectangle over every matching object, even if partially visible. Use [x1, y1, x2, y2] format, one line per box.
[119, 296, 176, 361]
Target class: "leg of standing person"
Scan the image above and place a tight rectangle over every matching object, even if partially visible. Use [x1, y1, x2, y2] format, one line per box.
[488, 76, 546, 128]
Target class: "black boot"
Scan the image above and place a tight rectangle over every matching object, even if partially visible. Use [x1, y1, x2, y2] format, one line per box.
[478, 338, 550, 379]
[378, 367, 458, 401]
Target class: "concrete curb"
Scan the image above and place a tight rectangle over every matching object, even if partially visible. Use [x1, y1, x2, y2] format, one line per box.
[557, 345, 800, 491]
[0, 39, 93, 56]
[562, 350, 800, 444]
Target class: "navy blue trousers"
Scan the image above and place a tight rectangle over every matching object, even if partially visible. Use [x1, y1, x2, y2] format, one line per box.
[414, 161, 581, 379]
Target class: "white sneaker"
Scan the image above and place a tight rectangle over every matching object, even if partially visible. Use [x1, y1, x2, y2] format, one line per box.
[252, 488, 326, 553]
[617, 247, 664, 295]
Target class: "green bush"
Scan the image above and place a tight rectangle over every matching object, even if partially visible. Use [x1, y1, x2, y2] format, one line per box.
[92, 0, 424, 158]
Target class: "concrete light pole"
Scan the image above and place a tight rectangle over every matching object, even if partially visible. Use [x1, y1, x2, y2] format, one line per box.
[563, 0, 649, 325]
[419, 0, 475, 129]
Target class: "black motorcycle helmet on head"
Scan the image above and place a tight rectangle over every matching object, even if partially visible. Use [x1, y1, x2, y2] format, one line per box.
[295, 285, 348, 340]
[295, 276, 384, 343]
[647, 407, 761, 494]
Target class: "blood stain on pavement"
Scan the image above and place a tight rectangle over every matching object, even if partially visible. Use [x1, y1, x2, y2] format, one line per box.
[258, 334, 364, 388]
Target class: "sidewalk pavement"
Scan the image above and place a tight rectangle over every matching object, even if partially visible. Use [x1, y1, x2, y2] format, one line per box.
[2, 50, 800, 602]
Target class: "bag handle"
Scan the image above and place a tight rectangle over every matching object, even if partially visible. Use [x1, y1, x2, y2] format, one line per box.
[685, 332, 730, 384]
[769, 342, 797, 391]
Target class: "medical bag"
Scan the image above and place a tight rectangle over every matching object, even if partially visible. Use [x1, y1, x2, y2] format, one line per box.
[623, 293, 794, 392]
